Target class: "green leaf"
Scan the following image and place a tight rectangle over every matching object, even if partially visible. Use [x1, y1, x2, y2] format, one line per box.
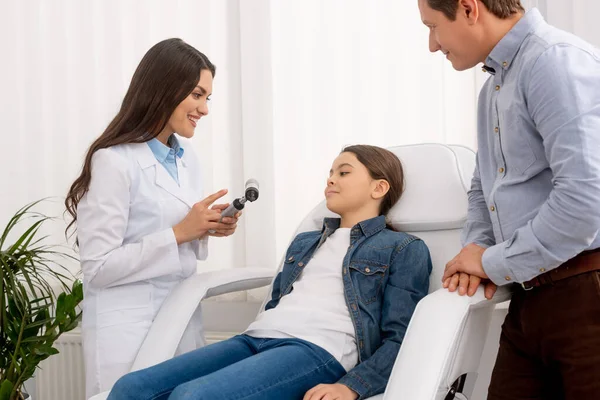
[72, 280, 84, 300]
[6, 219, 47, 256]
[32, 345, 59, 357]
[0, 199, 46, 249]
[0, 379, 14, 400]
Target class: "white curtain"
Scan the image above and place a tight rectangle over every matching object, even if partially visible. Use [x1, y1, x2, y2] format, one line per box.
[0, 0, 483, 301]
[538, 0, 600, 46]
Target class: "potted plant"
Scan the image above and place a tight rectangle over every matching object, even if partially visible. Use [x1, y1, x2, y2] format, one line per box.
[0, 201, 83, 400]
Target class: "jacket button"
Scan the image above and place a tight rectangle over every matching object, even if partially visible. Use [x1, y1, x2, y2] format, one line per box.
[298, 262, 304, 267]
[365, 267, 371, 273]
[352, 304, 357, 311]
[288, 256, 294, 261]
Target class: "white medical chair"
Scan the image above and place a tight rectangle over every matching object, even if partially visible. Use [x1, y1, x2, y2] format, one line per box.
[90, 143, 511, 400]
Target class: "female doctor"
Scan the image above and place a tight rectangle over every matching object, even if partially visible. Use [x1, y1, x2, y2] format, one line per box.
[64, 38, 239, 398]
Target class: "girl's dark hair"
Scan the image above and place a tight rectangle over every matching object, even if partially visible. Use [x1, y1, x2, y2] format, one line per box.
[65, 38, 215, 237]
[342, 145, 405, 216]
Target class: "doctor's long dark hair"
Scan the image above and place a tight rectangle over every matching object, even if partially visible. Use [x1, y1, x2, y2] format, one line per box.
[64, 38, 215, 237]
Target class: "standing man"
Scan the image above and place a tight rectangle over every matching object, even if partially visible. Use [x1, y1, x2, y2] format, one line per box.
[418, 0, 600, 398]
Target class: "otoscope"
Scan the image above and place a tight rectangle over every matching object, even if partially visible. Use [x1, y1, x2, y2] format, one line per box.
[208, 179, 259, 233]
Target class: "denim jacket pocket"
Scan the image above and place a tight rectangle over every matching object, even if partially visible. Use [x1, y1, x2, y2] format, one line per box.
[280, 250, 307, 295]
[349, 260, 388, 305]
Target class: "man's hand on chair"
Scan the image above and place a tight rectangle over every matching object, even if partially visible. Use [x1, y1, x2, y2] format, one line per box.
[303, 383, 358, 400]
[443, 244, 498, 300]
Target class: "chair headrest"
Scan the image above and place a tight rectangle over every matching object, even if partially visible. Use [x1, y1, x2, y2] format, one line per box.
[296, 143, 475, 234]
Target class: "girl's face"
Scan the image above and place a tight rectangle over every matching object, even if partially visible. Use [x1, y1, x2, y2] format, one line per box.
[159, 68, 213, 142]
[325, 152, 386, 217]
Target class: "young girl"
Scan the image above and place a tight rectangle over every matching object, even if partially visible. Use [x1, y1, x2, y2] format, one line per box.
[64, 39, 240, 398]
[108, 145, 432, 400]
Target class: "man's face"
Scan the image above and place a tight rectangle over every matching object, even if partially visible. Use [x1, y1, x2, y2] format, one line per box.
[418, 0, 483, 71]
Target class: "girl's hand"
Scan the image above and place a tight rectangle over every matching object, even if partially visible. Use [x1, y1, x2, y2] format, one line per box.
[303, 383, 359, 400]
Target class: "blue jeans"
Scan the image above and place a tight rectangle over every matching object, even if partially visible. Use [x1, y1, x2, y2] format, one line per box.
[108, 334, 346, 400]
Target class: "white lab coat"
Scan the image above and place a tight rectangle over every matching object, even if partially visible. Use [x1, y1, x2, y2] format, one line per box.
[77, 141, 208, 398]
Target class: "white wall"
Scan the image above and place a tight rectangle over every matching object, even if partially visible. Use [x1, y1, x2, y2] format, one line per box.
[543, 0, 600, 46]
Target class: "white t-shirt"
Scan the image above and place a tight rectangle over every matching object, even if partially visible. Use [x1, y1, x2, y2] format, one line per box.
[245, 228, 358, 371]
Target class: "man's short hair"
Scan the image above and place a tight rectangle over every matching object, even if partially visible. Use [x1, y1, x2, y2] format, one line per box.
[427, 0, 525, 20]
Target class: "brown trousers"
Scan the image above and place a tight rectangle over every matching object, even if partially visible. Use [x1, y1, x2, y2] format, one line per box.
[487, 271, 600, 400]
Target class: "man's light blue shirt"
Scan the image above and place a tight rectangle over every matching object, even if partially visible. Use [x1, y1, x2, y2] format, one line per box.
[147, 135, 184, 185]
[462, 8, 600, 285]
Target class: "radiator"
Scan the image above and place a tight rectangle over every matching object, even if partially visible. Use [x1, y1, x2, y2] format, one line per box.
[34, 329, 234, 400]
[36, 328, 85, 400]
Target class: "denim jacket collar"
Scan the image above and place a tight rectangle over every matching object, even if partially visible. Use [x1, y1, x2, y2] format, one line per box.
[321, 215, 387, 239]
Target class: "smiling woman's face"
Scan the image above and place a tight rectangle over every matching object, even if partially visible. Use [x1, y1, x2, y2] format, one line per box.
[160, 68, 213, 141]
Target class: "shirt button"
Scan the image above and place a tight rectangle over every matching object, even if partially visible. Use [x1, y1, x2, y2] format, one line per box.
[298, 262, 304, 267]
[502, 61, 508, 67]
[494, 127, 499, 133]
[365, 267, 371, 273]
[495, 85, 501, 91]
[540, 268, 546, 273]
[490, 205, 496, 212]
[499, 167, 505, 173]
[505, 276, 512, 281]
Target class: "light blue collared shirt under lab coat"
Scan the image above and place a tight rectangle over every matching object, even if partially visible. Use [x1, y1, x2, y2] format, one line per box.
[146, 135, 185, 185]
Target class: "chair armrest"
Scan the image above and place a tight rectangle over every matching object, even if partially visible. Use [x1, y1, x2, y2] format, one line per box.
[131, 267, 274, 371]
[383, 285, 511, 400]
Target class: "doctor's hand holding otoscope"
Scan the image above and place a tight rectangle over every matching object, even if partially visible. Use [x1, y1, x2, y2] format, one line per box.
[172, 179, 259, 244]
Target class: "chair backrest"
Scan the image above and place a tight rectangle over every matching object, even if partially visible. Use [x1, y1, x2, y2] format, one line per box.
[289, 143, 475, 293]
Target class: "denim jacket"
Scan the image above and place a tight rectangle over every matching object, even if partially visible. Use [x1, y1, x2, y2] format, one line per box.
[264, 215, 432, 399]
